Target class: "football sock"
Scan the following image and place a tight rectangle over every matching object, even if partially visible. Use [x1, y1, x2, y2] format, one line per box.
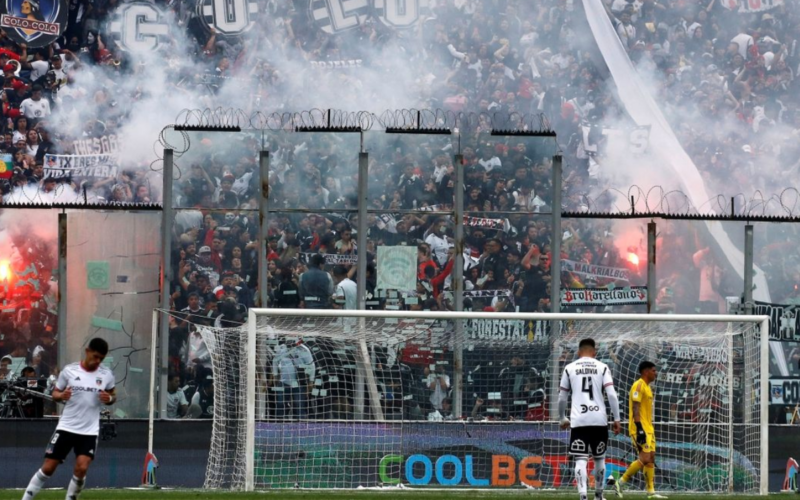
[620, 460, 643, 484]
[594, 457, 606, 496]
[65, 475, 86, 500]
[644, 464, 655, 493]
[576, 457, 589, 496]
[22, 469, 50, 500]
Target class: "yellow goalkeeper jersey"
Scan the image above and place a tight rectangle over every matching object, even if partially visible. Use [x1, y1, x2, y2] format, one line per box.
[628, 378, 654, 435]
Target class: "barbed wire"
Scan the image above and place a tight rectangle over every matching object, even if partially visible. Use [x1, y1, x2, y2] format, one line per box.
[170, 107, 554, 133]
[571, 186, 800, 220]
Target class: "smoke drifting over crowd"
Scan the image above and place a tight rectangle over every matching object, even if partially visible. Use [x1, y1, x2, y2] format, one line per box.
[3, 0, 800, 310]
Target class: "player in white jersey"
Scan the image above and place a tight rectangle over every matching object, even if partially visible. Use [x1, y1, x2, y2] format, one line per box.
[559, 338, 622, 500]
[21, 338, 116, 500]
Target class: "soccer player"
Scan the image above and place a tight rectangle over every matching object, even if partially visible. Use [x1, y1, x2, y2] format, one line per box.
[21, 338, 116, 500]
[559, 338, 622, 500]
[611, 360, 666, 499]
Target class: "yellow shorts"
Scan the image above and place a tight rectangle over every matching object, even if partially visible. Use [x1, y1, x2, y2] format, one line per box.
[630, 432, 656, 453]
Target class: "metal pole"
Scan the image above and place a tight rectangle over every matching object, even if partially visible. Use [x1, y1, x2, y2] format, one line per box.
[726, 327, 734, 493]
[354, 151, 368, 419]
[758, 317, 769, 496]
[452, 152, 465, 420]
[647, 221, 656, 313]
[57, 212, 67, 375]
[549, 155, 563, 412]
[158, 149, 175, 416]
[744, 224, 754, 315]
[148, 310, 158, 455]
[550, 155, 562, 312]
[245, 309, 256, 491]
[356, 152, 368, 311]
[258, 150, 269, 309]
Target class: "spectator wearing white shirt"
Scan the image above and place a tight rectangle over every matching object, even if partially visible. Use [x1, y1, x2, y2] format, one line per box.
[477, 147, 502, 172]
[271, 341, 314, 419]
[166, 373, 188, 418]
[0, 354, 14, 381]
[332, 266, 357, 310]
[425, 220, 451, 266]
[19, 85, 50, 120]
[424, 364, 451, 411]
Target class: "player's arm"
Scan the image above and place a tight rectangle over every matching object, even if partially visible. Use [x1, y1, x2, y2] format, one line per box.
[631, 382, 647, 444]
[100, 385, 117, 405]
[52, 369, 72, 402]
[52, 386, 72, 402]
[558, 368, 571, 429]
[602, 367, 622, 434]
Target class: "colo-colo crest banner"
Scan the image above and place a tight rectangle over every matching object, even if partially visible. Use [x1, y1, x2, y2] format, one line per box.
[0, 0, 68, 48]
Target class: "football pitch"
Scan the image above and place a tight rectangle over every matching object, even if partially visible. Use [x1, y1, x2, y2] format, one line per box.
[0, 491, 795, 500]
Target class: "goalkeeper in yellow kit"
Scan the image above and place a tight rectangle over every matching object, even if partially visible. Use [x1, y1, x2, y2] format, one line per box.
[609, 361, 666, 499]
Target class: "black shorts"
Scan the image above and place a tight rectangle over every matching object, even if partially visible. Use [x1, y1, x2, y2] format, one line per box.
[45, 430, 98, 462]
[569, 425, 608, 458]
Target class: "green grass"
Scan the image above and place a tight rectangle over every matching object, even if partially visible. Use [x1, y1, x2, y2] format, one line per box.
[0, 491, 796, 500]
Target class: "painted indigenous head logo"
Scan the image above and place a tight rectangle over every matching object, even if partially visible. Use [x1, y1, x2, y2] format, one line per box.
[0, 0, 67, 47]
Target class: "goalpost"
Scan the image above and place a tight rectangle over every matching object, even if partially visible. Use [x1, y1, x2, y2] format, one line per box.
[185, 309, 769, 494]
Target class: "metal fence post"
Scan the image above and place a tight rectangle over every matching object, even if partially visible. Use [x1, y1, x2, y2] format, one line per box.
[452, 152, 465, 419]
[647, 221, 656, 313]
[158, 149, 174, 416]
[258, 150, 269, 309]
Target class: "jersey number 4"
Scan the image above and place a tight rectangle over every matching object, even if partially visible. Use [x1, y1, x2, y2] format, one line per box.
[581, 377, 594, 400]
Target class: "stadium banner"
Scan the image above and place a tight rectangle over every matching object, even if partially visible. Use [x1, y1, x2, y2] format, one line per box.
[108, 2, 170, 51]
[419, 203, 452, 212]
[466, 318, 550, 342]
[253, 421, 758, 489]
[308, 0, 430, 35]
[562, 259, 631, 282]
[376, 245, 417, 291]
[753, 301, 800, 342]
[737, 0, 783, 13]
[770, 378, 800, 406]
[464, 215, 513, 233]
[561, 286, 647, 306]
[72, 134, 121, 156]
[0, 0, 68, 48]
[196, 0, 258, 35]
[44, 154, 119, 180]
[309, 59, 363, 69]
[298, 252, 358, 266]
[463, 289, 514, 301]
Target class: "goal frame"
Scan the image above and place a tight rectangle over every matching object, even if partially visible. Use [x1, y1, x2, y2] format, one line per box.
[242, 309, 770, 494]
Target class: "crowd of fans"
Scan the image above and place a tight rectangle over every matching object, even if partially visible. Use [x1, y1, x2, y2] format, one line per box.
[0, 230, 58, 417]
[2, 0, 800, 418]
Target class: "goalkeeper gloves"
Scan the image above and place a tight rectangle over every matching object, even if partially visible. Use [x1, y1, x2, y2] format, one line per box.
[635, 422, 647, 445]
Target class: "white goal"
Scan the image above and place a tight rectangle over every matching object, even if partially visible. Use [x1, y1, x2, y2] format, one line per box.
[190, 309, 768, 494]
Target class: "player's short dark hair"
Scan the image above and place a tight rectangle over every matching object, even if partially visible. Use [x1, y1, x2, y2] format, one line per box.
[21, 366, 35, 377]
[333, 266, 348, 278]
[578, 338, 596, 350]
[638, 360, 656, 374]
[88, 337, 109, 356]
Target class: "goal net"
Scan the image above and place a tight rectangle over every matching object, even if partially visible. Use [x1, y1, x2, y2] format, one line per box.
[191, 310, 767, 494]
